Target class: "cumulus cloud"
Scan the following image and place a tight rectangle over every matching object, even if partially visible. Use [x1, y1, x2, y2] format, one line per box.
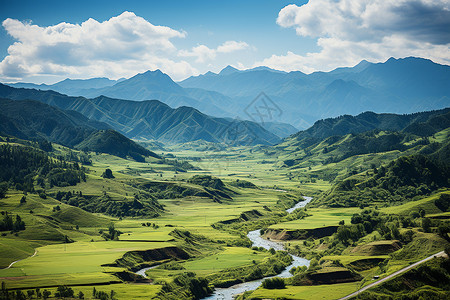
[178, 41, 249, 63]
[257, 0, 450, 72]
[0, 11, 199, 81]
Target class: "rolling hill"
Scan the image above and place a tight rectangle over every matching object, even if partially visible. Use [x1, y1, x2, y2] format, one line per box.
[0, 98, 158, 159]
[271, 108, 450, 185]
[290, 108, 450, 145]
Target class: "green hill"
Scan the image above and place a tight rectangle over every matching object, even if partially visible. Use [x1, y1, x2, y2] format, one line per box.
[76, 129, 159, 161]
[0, 98, 159, 159]
[290, 108, 450, 145]
[0, 98, 108, 147]
[317, 152, 449, 208]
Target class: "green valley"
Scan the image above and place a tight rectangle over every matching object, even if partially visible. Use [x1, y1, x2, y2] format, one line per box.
[0, 60, 449, 300]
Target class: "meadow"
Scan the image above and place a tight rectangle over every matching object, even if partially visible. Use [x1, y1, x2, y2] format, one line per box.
[0, 140, 448, 300]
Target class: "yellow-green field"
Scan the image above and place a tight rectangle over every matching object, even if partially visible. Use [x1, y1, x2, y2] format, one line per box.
[1, 140, 448, 300]
[0, 240, 172, 288]
[249, 281, 361, 300]
[270, 207, 360, 230]
[381, 191, 449, 215]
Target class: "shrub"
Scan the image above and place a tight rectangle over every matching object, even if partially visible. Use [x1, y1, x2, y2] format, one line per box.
[101, 169, 115, 179]
[262, 277, 285, 289]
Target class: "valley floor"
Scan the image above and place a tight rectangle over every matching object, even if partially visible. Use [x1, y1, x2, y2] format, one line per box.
[0, 141, 449, 300]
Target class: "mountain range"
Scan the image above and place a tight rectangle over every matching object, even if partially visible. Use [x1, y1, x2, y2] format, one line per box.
[0, 84, 280, 145]
[180, 57, 450, 128]
[9, 57, 448, 131]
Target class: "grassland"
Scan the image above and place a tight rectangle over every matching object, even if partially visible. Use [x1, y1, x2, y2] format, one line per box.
[270, 207, 360, 230]
[1, 138, 449, 300]
[380, 191, 449, 215]
[247, 281, 361, 300]
[0, 145, 299, 294]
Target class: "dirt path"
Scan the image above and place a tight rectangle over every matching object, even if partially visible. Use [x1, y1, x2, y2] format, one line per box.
[338, 251, 446, 300]
[3, 249, 37, 269]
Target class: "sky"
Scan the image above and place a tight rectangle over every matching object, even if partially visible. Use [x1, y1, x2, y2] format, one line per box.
[0, 0, 449, 84]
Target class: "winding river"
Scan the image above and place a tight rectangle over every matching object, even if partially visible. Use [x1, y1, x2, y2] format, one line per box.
[202, 196, 312, 300]
[135, 196, 312, 299]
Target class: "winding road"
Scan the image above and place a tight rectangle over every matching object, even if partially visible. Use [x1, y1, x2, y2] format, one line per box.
[338, 251, 446, 300]
[3, 249, 37, 269]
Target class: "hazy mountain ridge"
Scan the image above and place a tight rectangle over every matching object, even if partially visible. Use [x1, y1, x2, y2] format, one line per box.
[8, 57, 447, 132]
[180, 57, 450, 128]
[0, 84, 280, 145]
[9, 77, 120, 96]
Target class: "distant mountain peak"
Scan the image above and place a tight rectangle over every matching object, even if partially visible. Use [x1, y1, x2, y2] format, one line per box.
[247, 66, 287, 74]
[140, 69, 165, 76]
[384, 56, 435, 65]
[219, 65, 239, 75]
[353, 59, 371, 70]
[127, 69, 175, 83]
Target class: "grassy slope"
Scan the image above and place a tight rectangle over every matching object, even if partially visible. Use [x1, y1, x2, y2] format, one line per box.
[270, 207, 360, 230]
[1, 126, 449, 299]
[1, 145, 295, 292]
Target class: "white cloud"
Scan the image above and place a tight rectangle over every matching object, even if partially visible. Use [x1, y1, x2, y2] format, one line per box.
[178, 40, 249, 63]
[178, 45, 216, 63]
[0, 11, 199, 81]
[257, 0, 450, 73]
[216, 41, 249, 53]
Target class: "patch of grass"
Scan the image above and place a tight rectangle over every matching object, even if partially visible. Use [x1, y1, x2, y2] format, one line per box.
[381, 191, 449, 215]
[320, 255, 389, 265]
[246, 281, 361, 300]
[0, 241, 172, 288]
[0, 239, 45, 268]
[182, 247, 269, 276]
[270, 207, 360, 230]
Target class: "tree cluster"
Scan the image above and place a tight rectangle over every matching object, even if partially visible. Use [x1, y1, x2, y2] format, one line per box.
[0, 145, 85, 193]
[0, 212, 25, 232]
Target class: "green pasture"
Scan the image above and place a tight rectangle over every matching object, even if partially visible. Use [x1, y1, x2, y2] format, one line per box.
[37, 283, 162, 300]
[321, 255, 389, 265]
[270, 207, 360, 230]
[147, 246, 270, 279]
[0, 240, 172, 288]
[249, 281, 361, 300]
[182, 247, 268, 276]
[381, 191, 449, 215]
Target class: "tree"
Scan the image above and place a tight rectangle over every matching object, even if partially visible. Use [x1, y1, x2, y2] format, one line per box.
[422, 218, 432, 233]
[419, 208, 426, 218]
[0, 182, 7, 198]
[14, 215, 25, 231]
[262, 277, 285, 289]
[102, 169, 114, 179]
[42, 290, 51, 299]
[78, 291, 85, 299]
[55, 285, 74, 298]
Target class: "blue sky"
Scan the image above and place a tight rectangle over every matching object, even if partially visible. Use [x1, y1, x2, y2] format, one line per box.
[0, 0, 449, 83]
